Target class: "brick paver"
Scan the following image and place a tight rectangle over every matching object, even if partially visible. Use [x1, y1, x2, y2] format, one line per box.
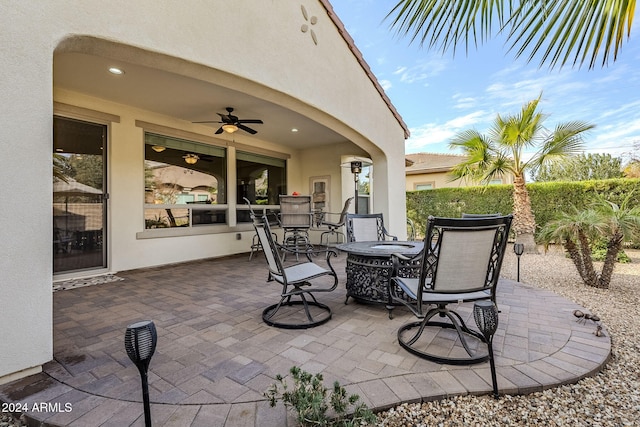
[0, 252, 610, 426]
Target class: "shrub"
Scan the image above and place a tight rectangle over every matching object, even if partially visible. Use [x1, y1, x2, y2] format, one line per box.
[265, 366, 377, 427]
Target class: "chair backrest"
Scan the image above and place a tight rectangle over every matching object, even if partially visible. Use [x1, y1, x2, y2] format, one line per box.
[461, 212, 502, 219]
[345, 213, 387, 242]
[253, 216, 285, 277]
[419, 215, 512, 299]
[279, 195, 312, 229]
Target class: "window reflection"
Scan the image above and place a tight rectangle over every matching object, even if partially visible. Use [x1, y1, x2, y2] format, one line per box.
[144, 133, 227, 228]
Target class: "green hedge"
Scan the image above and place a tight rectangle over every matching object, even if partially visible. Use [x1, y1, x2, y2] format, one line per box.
[406, 178, 640, 239]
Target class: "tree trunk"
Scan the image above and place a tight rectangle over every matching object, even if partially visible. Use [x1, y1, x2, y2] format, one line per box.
[577, 229, 599, 286]
[597, 232, 624, 289]
[564, 239, 590, 284]
[512, 175, 538, 253]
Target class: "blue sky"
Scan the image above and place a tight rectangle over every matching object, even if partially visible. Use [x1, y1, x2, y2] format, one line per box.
[332, 1, 640, 163]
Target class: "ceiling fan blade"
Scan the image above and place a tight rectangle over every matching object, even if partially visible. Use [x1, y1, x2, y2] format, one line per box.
[237, 124, 258, 134]
[217, 112, 232, 123]
[237, 119, 263, 124]
[192, 120, 223, 124]
[215, 127, 224, 134]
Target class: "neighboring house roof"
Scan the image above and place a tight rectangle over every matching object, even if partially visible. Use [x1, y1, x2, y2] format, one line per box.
[405, 153, 468, 175]
[320, 1, 410, 139]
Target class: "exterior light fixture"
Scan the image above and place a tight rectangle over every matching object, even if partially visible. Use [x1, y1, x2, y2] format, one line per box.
[125, 320, 157, 427]
[351, 161, 362, 213]
[221, 124, 238, 134]
[291, 128, 299, 132]
[108, 67, 124, 75]
[514, 243, 524, 282]
[151, 145, 166, 153]
[473, 301, 499, 399]
[183, 153, 199, 165]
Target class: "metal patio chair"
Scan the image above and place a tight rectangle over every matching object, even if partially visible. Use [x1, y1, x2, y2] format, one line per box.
[318, 197, 353, 246]
[279, 195, 314, 259]
[253, 215, 339, 329]
[462, 212, 502, 219]
[244, 198, 279, 261]
[345, 213, 397, 242]
[389, 215, 512, 365]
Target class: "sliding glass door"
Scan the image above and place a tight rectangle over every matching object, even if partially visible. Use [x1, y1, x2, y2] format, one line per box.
[53, 117, 107, 274]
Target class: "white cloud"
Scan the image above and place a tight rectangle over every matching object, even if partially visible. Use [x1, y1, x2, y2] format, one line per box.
[405, 111, 490, 152]
[391, 58, 448, 85]
[379, 79, 392, 91]
[452, 94, 477, 110]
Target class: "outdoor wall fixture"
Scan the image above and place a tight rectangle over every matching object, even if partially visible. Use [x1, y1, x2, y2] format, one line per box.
[108, 67, 124, 75]
[151, 145, 166, 153]
[125, 320, 158, 427]
[514, 243, 524, 282]
[183, 153, 199, 165]
[474, 301, 499, 399]
[221, 123, 239, 133]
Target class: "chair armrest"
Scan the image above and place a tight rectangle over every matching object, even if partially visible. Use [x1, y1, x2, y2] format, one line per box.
[390, 251, 422, 277]
[383, 229, 398, 241]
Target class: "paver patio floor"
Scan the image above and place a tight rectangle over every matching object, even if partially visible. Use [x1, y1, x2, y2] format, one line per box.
[0, 252, 610, 426]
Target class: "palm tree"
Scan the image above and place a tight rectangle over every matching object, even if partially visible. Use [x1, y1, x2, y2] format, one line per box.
[53, 153, 69, 183]
[539, 196, 640, 289]
[386, 0, 635, 69]
[448, 95, 594, 252]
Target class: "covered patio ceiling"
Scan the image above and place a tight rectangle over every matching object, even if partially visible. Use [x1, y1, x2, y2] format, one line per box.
[54, 51, 348, 149]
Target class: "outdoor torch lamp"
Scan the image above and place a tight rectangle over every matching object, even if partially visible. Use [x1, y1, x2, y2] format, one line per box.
[514, 243, 524, 282]
[125, 320, 158, 427]
[350, 161, 362, 214]
[474, 300, 500, 399]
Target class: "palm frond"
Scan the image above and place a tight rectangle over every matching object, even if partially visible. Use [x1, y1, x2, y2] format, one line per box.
[528, 121, 594, 168]
[387, 0, 635, 69]
[508, 0, 636, 69]
[386, 0, 511, 54]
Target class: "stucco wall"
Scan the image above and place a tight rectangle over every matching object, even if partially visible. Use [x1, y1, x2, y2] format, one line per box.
[0, 0, 406, 380]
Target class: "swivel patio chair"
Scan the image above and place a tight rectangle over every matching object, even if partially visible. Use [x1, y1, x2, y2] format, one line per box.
[389, 215, 512, 365]
[462, 212, 502, 219]
[253, 215, 339, 329]
[345, 213, 397, 242]
[319, 197, 353, 246]
[279, 195, 314, 259]
[244, 198, 278, 261]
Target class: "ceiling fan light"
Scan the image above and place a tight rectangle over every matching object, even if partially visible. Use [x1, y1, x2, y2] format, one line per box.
[183, 153, 199, 165]
[151, 145, 166, 152]
[222, 124, 238, 133]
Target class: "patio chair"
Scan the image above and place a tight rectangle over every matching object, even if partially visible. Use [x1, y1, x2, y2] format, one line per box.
[406, 218, 416, 241]
[244, 198, 278, 261]
[253, 214, 339, 329]
[389, 215, 513, 364]
[345, 213, 397, 242]
[318, 197, 353, 246]
[462, 212, 502, 218]
[279, 195, 314, 259]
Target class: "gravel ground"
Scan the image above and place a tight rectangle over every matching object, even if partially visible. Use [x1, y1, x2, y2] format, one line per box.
[376, 245, 640, 427]
[2, 246, 638, 426]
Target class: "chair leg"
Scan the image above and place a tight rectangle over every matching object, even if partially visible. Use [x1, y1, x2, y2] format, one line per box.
[262, 290, 332, 329]
[397, 305, 489, 365]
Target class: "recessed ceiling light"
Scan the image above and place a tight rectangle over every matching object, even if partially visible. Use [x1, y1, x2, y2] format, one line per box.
[291, 128, 299, 132]
[108, 67, 124, 75]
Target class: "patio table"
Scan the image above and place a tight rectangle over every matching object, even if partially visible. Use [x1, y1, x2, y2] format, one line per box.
[336, 241, 423, 307]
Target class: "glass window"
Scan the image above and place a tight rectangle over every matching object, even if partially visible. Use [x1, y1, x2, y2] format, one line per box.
[144, 133, 226, 228]
[415, 183, 434, 191]
[236, 151, 286, 223]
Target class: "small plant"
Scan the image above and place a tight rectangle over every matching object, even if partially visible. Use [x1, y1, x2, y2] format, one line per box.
[265, 366, 377, 427]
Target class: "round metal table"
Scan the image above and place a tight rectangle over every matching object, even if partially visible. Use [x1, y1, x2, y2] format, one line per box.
[336, 241, 423, 306]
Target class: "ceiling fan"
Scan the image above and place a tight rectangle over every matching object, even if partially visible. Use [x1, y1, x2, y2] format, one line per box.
[193, 107, 263, 135]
